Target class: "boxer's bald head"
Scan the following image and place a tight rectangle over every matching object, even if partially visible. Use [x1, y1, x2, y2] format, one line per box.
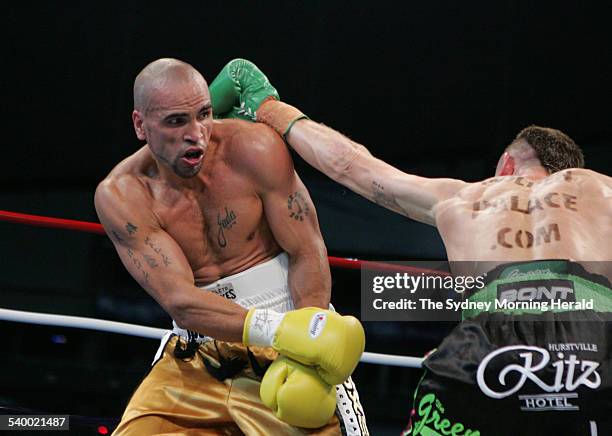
[131, 58, 213, 179]
[134, 58, 207, 113]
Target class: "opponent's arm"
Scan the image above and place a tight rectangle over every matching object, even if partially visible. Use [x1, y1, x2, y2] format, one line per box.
[94, 177, 247, 342]
[210, 58, 467, 226]
[235, 125, 331, 309]
[285, 120, 467, 225]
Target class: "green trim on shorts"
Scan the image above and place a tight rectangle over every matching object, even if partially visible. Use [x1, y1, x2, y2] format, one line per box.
[462, 261, 612, 320]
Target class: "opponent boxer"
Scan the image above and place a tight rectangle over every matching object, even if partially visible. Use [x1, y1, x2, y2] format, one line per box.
[95, 58, 368, 435]
[210, 59, 612, 435]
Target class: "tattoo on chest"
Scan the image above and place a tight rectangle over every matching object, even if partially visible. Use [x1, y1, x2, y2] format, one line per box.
[287, 192, 310, 221]
[126, 222, 138, 235]
[217, 207, 237, 248]
[491, 223, 562, 250]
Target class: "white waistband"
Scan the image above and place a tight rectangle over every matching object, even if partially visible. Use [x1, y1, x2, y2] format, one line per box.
[171, 252, 294, 343]
[202, 252, 290, 307]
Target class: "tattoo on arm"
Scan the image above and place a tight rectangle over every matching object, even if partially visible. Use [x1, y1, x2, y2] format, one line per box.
[144, 236, 172, 267]
[126, 222, 138, 235]
[287, 192, 309, 221]
[372, 180, 404, 211]
[126, 247, 150, 283]
[143, 254, 159, 268]
[111, 230, 124, 243]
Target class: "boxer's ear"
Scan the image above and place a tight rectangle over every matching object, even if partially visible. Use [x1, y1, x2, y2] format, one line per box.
[496, 152, 515, 176]
[132, 110, 146, 141]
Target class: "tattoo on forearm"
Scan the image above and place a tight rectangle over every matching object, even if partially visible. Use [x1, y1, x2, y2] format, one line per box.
[372, 180, 405, 212]
[126, 247, 150, 283]
[287, 192, 310, 221]
[144, 236, 171, 267]
[217, 206, 237, 248]
[491, 223, 561, 250]
[126, 222, 138, 235]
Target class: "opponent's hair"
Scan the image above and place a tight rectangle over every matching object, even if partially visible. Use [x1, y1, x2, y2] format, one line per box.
[514, 125, 584, 173]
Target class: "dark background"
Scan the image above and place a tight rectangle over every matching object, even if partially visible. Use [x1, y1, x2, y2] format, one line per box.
[1, 1, 611, 434]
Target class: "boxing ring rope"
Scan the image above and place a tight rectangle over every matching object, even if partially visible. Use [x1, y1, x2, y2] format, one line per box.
[0, 209, 427, 368]
[0, 307, 423, 368]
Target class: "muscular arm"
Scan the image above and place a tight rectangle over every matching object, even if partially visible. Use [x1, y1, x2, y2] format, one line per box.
[94, 177, 247, 342]
[286, 120, 468, 226]
[237, 125, 331, 309]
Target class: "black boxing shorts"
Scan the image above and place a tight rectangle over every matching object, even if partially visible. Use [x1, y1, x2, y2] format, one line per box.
[403, 260, 612, 436]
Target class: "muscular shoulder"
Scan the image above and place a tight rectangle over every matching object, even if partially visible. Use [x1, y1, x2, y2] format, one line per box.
[95, 148, 157, 225]
[214, 119, 293, 189]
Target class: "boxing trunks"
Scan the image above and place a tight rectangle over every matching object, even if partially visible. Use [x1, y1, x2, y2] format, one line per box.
[404, 260, 612, 436]
[113, 253, 368, 436]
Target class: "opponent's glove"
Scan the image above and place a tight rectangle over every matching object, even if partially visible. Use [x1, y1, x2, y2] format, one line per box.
[209, 58, 307, 137]
[243, 307, 365, 386]
[260, 355, 336, 428]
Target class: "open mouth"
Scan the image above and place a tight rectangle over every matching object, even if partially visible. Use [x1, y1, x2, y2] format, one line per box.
[181, 147, 204, 165]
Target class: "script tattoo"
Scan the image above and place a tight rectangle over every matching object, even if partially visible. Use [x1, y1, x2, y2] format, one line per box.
[492, 223, 561, 250]
[144, 236, 171, 267]
[287, 192, 310, 221]
[217, 207, 237, 248]
[126, 222, 138, 235]
[126, 247, 149, 283]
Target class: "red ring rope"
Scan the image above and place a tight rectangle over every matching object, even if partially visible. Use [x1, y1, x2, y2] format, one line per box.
[0, 209, 448, 276]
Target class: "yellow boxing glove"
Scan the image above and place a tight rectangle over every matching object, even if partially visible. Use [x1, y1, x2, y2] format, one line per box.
[260, 355, 336, 428]
[243, 307, 365, 385]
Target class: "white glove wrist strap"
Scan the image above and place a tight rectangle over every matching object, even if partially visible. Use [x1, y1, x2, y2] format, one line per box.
[247, 309, 286, 347]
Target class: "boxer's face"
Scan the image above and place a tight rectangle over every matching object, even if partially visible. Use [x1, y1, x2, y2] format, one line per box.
[134, 78, 213, 178]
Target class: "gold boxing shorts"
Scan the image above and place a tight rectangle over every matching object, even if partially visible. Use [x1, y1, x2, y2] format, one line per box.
[112, 335, 368, 435]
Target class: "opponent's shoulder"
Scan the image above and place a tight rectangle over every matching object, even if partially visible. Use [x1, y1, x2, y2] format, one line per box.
[567, 167, 611, 183]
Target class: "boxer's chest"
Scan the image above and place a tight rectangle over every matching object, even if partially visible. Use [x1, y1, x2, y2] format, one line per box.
[151, 165, 270, 269]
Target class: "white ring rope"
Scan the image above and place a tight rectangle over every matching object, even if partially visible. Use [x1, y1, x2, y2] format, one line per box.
[0, 307, 423, 368]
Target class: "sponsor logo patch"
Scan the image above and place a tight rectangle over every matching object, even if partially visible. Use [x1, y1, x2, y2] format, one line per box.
[211, 283, 236, 300]
[497, 279, 575, 303]
[477, 345, 601, 411]
[309, 312, 327, 338]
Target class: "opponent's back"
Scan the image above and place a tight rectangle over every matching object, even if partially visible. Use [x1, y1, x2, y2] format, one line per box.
[435, 168, 612, 263]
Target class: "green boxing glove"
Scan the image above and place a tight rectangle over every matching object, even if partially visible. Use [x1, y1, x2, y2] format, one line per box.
[209, 58, 307, 137]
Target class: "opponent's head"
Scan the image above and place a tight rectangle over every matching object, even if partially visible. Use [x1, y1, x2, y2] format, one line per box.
[495, 125, 584, 176]
[132, 58, 213, 178]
